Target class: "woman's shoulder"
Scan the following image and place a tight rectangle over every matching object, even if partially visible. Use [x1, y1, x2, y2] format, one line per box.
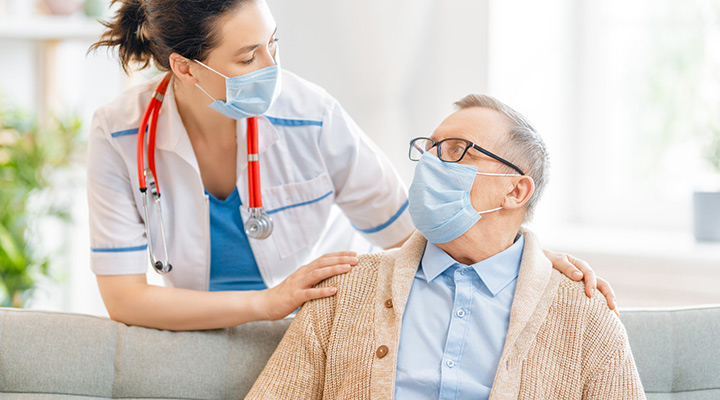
[92, 75, 164, 136]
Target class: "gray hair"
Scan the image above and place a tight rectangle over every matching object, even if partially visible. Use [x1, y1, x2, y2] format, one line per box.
[454, 94, 549, 221]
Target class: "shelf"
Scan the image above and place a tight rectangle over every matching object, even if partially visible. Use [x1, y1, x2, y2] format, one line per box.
[0, 15, 104, 40]
[536, 224, 720, 264]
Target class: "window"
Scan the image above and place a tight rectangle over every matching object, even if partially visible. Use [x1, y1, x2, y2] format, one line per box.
[489, 0, 720, 233]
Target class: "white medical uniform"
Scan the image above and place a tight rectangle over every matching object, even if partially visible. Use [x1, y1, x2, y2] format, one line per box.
[87, 71, 414, 290]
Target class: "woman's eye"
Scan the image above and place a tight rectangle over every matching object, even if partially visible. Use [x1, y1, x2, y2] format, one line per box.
[242, 56, 255, 65]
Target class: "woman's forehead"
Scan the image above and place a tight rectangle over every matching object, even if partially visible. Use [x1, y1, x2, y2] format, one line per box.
[214, 1, 276, 53]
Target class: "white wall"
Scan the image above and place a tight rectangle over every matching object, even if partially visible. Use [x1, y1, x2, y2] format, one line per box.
[271, 0, 490, 184]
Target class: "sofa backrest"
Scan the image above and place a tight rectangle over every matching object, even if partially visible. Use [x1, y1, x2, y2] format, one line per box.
[0, 308, 290, 399]
[620, 305, 720, 400]
[1, 305, 718, 399]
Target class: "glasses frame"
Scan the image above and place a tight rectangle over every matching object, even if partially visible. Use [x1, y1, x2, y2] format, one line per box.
[409, 137, 525, 175]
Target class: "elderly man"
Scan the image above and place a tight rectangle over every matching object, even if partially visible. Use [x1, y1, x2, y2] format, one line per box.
[245, 95, 645, 399]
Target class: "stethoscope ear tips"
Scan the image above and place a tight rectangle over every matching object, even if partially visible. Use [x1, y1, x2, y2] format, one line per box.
[153, 261, 172, 274]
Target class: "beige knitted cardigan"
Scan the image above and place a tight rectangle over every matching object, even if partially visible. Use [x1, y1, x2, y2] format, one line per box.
[245, 231, 646, 399]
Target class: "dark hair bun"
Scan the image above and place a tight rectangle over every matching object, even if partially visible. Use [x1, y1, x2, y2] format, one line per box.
[90, 0, 246, 73]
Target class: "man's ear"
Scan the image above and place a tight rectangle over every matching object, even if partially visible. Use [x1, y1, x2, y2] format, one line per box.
[503, 175, 535, 210]
[169, 53, 196, 85]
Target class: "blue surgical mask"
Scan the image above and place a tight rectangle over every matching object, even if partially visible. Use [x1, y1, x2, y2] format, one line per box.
[408, 152, 514, 243]
[194, 47, 282, 120]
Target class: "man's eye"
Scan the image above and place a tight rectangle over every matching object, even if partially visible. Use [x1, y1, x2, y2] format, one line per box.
[450, 145, 464, 154]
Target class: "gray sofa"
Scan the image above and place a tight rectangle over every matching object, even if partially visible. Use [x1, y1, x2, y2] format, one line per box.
[0, 305, 718, 399]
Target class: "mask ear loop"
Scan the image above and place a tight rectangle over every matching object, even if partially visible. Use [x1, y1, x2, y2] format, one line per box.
[478, 204, 504, 215]
[475, 170, 523, 214]
[477, 191, 506, 215]
[476, 171, 522, 177]
[195, 82, 218, 102]
[193, 59, 228, 102]
[193, 59, 229, 78]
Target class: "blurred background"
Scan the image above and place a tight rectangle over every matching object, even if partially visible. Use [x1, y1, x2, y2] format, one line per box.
[1, 0, 719, 317]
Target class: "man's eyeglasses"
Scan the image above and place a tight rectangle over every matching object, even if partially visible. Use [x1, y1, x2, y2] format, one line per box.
[409, 137, 525, 175]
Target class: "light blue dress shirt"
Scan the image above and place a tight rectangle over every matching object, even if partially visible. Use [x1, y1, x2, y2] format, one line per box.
[395, 235, 525, 400]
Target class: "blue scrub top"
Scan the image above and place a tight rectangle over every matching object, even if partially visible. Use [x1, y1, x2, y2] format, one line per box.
[206, 187, 266, 292]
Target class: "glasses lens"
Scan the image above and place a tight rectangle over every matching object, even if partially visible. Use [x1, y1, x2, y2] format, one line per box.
[409, 138, 434, 161]
[438, 139, 469, 162]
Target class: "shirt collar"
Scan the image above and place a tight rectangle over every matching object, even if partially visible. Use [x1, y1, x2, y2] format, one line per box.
[419, 241, 458, 282]
[419, 234, 525, 297]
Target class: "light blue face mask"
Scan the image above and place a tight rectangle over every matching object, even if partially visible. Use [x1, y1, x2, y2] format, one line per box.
[408, 152, 517, 243]
[194, 47, 282, 120]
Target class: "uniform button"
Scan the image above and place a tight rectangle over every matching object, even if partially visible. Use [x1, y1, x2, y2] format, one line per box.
[376, 345, 389, 358]
[384, 299, 393, 308]
[456, 309, 466, 318]
[446, 359, 455, 368]
[459, 269, 467, 275]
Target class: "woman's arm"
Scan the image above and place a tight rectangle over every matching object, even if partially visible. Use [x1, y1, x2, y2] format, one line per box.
[96, 252, 358, 331]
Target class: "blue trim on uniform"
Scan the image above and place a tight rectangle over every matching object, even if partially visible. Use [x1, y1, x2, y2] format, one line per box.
[110, 128, 140, 138]
[266, 190, 334, 215]
[265, 116, 323, 127]
[91, 244, 148, 253]
[352, 200, 409, 234]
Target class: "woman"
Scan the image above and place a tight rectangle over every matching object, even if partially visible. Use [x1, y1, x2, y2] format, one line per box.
[87, 0, 613, 331]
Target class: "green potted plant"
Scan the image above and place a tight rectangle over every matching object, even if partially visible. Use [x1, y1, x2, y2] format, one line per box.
[0, 103, 82, 308]
[693, 126, 720, 242]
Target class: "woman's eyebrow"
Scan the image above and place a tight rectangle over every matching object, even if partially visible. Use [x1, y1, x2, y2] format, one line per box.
[234, 27, 278, 56]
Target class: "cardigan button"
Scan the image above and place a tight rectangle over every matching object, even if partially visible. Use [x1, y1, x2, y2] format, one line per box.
[376, 345, 389, 358]
[384, 299, 393, 308]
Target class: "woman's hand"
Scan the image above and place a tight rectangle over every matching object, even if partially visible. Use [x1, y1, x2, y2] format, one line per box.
[257, 251, 358, 321]
[544, 249, 618, 316]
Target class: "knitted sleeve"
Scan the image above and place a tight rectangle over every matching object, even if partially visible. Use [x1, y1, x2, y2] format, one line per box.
[244, 287, 333, 400]
[582, 320, 647, 399]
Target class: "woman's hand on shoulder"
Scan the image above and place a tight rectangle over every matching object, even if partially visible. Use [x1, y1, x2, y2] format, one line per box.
[544, 249, 618, 316]
[257, 251, 358, 321]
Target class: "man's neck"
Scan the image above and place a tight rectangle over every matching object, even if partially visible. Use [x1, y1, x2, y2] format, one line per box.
[435, 217, 522, 265]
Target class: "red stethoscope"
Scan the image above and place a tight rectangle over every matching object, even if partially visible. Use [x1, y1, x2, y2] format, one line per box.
[136, 73, 273, 274]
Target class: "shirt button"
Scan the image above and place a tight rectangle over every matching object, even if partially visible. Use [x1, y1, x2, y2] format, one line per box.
[384, 299, 393, 308]
[376, 345, 389, 359]
[460, 269, 467, 275]
[446, 359, 455, 368]
[456, 309, 466, 318]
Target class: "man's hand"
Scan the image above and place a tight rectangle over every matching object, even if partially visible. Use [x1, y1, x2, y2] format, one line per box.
[544, 249, 618, 316]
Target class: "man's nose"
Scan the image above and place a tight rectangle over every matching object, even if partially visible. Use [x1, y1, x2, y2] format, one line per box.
[428, 146, 439, 156]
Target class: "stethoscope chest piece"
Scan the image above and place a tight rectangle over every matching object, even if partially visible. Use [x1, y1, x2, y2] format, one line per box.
[245, 208, 273, 239]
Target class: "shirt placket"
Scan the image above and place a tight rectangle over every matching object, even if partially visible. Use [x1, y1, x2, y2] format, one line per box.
[439, 264, 474, 400]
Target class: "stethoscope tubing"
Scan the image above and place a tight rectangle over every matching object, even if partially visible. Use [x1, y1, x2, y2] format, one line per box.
[247, 116, 262, 208]
[136, 73, 273, 274]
